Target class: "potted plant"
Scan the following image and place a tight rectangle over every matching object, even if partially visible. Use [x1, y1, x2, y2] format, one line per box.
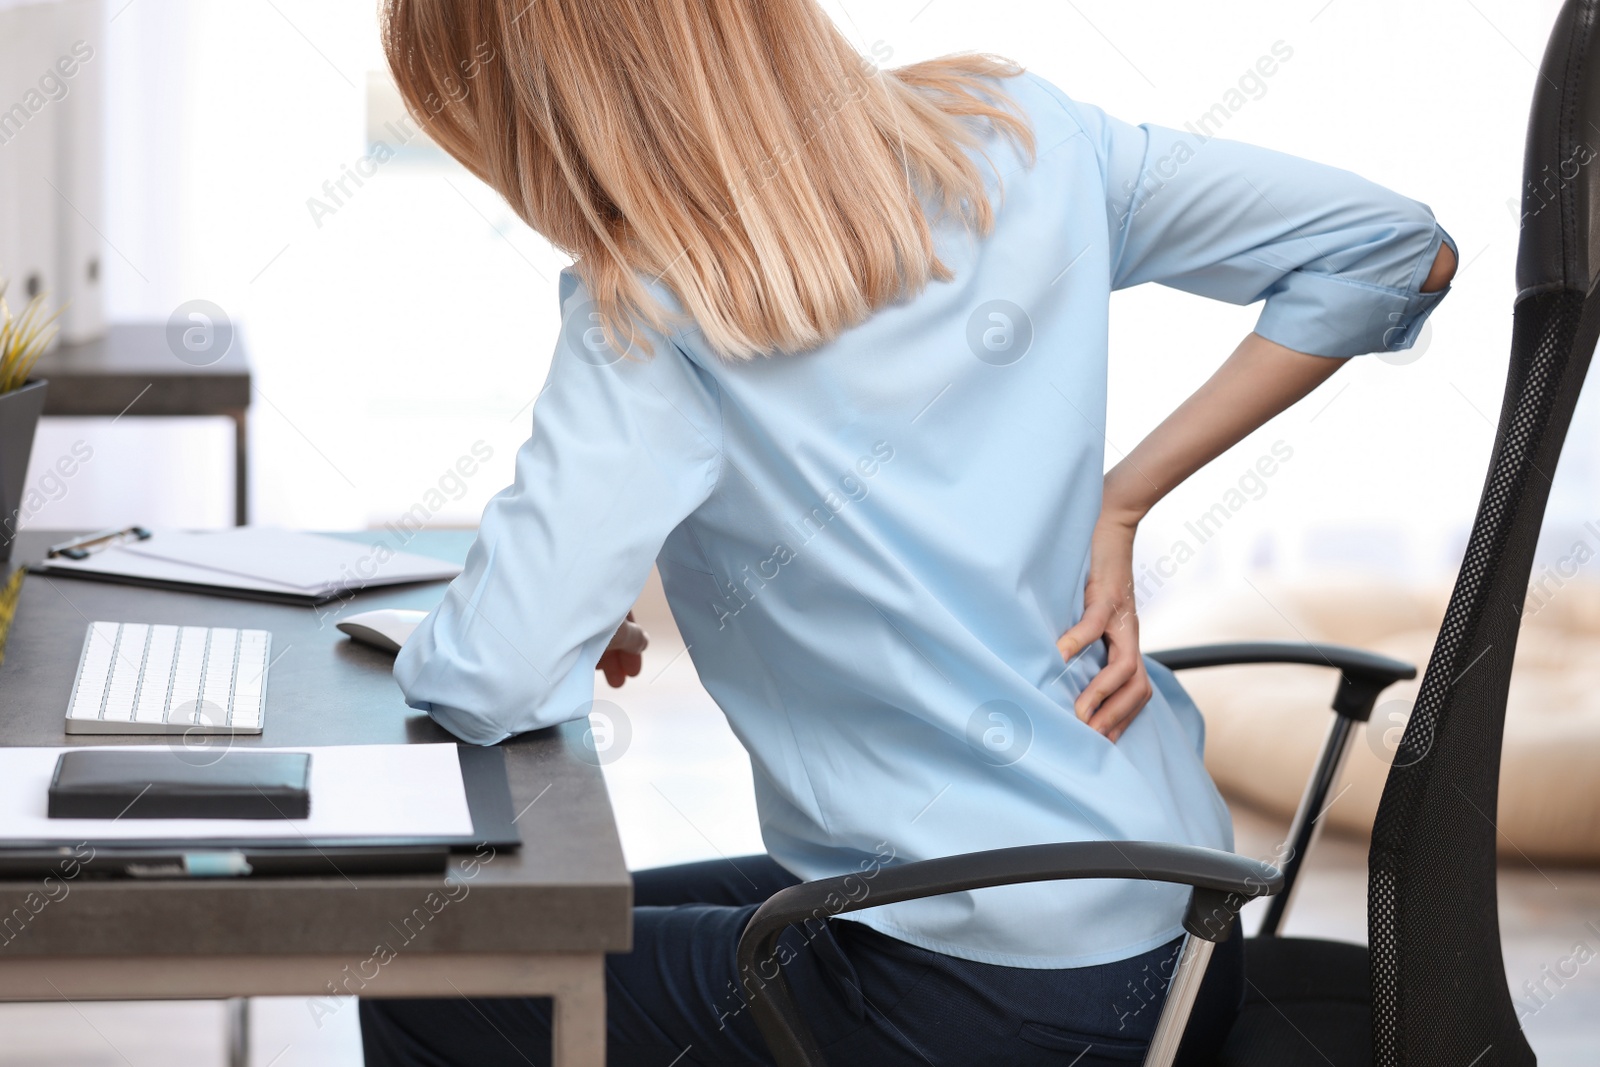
[0, 280, 59, 563]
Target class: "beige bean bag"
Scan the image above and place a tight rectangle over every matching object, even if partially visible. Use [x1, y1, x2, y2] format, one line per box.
[1146, 575, 1600, 865]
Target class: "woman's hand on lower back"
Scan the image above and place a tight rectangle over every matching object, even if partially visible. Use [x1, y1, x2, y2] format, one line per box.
[1056, 509, 1152, 742]
[1053, 332, 1352, 741]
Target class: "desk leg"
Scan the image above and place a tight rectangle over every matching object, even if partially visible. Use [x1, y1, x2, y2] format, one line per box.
[226, 997, 250, 1067]
[226, 407, 249, 526]
[551, 954, 606, 1067]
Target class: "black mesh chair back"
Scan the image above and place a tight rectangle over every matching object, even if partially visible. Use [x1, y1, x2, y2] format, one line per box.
[1367, 3, 1600, 1064]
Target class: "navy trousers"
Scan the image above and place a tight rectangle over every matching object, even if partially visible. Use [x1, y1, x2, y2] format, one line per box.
[359, 855, 1243, 1066]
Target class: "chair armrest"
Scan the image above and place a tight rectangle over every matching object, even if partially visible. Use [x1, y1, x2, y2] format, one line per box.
[1148, 640, 1416, 721]
[736, 841, 1281, 1066]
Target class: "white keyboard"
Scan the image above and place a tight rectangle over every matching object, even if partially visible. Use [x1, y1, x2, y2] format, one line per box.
[65, 622, 271, 735]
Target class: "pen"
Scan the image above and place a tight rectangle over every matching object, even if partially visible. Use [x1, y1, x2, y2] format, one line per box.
[125, 851, 255, 879]
[46, 526, 152, 560]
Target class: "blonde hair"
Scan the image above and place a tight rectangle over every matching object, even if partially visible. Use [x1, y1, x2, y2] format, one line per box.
[381, 0, 1035, 359]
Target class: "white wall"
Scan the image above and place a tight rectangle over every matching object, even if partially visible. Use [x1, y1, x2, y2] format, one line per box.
[16, 0, 1585, 604]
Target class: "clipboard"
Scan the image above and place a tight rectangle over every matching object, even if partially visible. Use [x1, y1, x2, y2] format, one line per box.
[29, 527, 463, 606]
[22, 565, 364, 607]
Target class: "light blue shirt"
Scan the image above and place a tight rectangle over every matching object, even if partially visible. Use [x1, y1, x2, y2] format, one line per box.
[395, 71, 1456, 967]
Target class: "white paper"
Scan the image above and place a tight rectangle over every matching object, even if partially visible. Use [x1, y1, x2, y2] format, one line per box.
[121, 528, 462, 594]
[0, 743, 475, 842]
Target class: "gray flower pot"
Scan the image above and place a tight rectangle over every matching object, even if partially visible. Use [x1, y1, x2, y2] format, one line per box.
[0, 379, 48, 563]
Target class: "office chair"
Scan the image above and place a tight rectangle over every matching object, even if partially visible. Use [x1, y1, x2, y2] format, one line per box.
[737, 2, 1600, 1063]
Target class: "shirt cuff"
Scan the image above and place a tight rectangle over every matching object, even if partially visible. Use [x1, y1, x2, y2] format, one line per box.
[1253, 223, 1458, 359]
[417, 699, 514, 746]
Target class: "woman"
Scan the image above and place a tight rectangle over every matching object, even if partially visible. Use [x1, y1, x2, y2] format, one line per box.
[361, 1, 1457, 1064]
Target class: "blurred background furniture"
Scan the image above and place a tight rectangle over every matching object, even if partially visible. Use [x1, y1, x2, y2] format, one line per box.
[0, 0, 106, 348]
[32, 323, 252, 524]
[1154, 576, 1600, 864]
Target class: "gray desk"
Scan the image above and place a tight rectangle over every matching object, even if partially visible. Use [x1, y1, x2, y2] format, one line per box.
[0, 530, 631, 1065]
[33, 325, 253, 525]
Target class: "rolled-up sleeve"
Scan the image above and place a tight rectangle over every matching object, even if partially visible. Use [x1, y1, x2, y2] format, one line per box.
[1045, 83, 1456, 358]
[394, 269, 723, 744]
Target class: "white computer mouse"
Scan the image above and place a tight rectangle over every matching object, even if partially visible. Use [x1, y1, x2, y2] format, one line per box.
[336, 608, 428, 654]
